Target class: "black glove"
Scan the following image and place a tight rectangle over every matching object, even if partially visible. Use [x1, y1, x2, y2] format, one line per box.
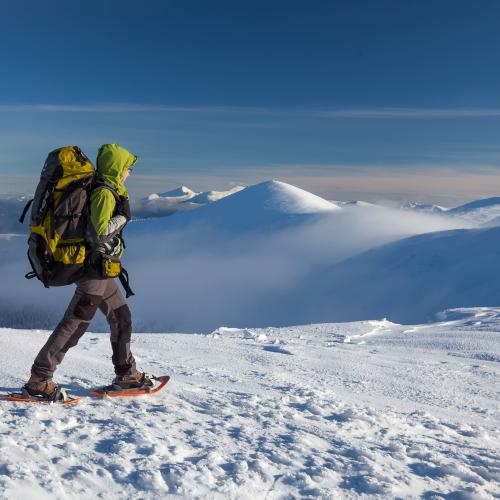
[115, 197, 131, 222]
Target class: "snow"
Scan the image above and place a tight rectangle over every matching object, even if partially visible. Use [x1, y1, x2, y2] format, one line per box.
[1, 179, 500, 497]
[132, 185, 245, 219]
[0, 181, 472, 331]
[189, 186, 245, 204]
[156, 185, 197, 198]
[403, 201, 449, 214]
[403, 197, 500, 225]
[0, 308, 498, 498]
[338, 200, 378, 208]
[132, 180, 341, 235]
[446, 197, 500, 225]
[314, 226, 500, 324]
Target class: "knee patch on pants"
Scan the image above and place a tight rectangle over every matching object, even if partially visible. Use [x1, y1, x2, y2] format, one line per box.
[73, 294, 102, 321]
[110, 304, 132, 342]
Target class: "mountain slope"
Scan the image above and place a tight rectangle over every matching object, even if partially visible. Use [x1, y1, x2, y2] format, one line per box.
[446, 196, 500, 224]
[311, 226, 500, 324]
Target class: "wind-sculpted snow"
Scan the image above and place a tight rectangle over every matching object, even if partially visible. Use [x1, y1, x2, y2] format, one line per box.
[0, 309, 498, 498]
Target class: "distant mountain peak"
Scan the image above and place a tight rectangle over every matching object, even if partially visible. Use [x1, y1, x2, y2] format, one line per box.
[248, 180, 341, 214]
[403, 202, 448, 213]
[156, 185, 197, 198]
[190, 185, 245, 204]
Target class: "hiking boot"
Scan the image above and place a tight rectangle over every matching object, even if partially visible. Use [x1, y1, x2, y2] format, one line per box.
[112, 371, 154, 390]
[23, 374, 68, 401]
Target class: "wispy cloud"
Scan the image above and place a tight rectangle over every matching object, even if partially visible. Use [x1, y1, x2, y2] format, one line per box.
[312, 108, 500, 118]
[2, 103, 500, 119]
[0, 103, 273, 114]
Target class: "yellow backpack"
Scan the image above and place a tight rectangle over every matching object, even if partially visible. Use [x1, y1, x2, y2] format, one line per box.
[20, 146, 95, 287]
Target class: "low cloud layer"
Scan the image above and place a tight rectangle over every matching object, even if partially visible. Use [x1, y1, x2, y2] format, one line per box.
[0, 205, 469, 332]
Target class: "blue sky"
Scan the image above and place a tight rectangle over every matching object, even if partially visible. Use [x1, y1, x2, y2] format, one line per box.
[1, 0, 500, 203]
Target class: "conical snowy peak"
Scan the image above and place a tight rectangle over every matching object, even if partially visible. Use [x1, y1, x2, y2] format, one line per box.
[237, 180, 340, 215]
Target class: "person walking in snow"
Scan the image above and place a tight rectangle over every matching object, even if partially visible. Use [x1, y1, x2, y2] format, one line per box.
[23, 144, 150, 401]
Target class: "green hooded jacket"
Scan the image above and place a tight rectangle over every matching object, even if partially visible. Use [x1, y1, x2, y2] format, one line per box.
[90, 144, 137, 236]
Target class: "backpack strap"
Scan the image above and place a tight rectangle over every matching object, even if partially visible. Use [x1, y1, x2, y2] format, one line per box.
[92, 180, 135, 298]
[19, 199, 34, 224]
[118, 267, 135, 298]
[92, 181, 122, 205]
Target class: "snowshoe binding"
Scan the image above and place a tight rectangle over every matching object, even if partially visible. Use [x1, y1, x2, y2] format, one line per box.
[112, 371, 155, 390]
[1, 376, 80, 405]
[90, 373, 170, 398]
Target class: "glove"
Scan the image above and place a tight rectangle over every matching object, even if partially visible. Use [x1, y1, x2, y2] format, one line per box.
[103, 236, 124, 257]
[115, 197, 131, 222]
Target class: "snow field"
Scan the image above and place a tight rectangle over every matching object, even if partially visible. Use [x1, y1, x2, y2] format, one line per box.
[0, 309, 498, 499]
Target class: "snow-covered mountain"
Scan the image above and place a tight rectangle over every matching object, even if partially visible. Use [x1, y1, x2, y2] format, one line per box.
[132, 185, 245, 219]
[131, 180, 341, 234]
[156, 185, 196, 198]
[190, 186, 245, 204]
[403, 196, 500, 225]
[446, 196, 500, 224]
[0, 179, 473, 331]
[402, 201, 448, 213]
[337, 200, 379, 208]
[310, 225, 500, 324]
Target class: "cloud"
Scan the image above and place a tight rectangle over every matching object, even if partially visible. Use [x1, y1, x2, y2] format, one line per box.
[2, 103, 500, 119]
[0, 205, 470, 332]
[312, 108, 500, 118]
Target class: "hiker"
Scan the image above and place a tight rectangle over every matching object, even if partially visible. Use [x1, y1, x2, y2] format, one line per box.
[23, 144, 151, 401]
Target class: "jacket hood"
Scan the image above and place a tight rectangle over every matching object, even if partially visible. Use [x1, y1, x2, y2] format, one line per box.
[96, 144, 137, 197]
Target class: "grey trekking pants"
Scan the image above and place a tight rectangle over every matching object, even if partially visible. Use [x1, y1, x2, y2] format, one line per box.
[32, 276, 136, 378]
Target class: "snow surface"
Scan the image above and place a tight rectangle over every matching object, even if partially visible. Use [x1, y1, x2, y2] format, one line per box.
[0, 308, 498, 499]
